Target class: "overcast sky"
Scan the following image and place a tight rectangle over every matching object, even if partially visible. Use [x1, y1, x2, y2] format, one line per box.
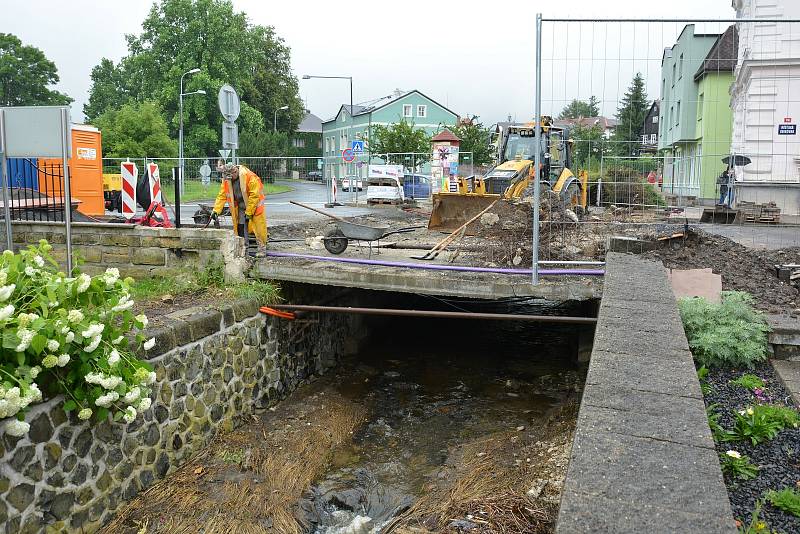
[2, 0, 736, 125]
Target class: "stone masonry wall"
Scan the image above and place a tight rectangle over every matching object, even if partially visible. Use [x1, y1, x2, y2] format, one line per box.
[0, 292, 349, 533]
[3, 221, 247, 282]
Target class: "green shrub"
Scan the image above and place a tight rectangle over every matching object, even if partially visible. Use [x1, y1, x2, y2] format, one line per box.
[731, 374, 765, 391]
[678, 292, 770, 368]
[757, 405, 800, 429]
[698, 365, 711, 395]
[720, 450, 759, 480]
[707, 404, 726, 442]
[765, 488, 800, 517]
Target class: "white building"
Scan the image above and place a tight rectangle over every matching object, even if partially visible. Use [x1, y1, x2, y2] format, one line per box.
[730, 0, 800, 214]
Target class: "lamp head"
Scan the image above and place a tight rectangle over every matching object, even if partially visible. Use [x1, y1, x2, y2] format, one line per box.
[188, 68, 201, 74]
[302, 75, 311, 79]
[197, 90, 206, 95]
[279, 105, 289, 110]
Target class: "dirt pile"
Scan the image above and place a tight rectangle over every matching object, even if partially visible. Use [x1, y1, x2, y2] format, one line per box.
[642, 230, 800, 314]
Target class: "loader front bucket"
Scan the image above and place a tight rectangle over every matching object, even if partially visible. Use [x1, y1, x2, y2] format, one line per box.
[428, 192, 502, 235]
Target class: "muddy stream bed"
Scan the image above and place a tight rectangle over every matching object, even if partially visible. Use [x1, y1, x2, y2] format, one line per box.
[107, 304, 584, 534]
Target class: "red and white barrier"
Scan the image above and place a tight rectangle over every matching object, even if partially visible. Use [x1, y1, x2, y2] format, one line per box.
[331, 174, 337, 203]
[146, 163, 163, 204]
[120, 161, 137, 219]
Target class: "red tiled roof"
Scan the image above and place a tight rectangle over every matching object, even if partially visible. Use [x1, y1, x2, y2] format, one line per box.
[431, 129, 461, 142]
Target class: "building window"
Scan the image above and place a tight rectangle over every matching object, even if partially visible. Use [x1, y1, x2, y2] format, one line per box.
[324, 137, 329, 152]
[403, 104, 413, 118]
[318, 139, 322, 149]
[679, 54, 684, 78]
[293, 138, 305, 148]
[641, 134, 648, 145]
[417, 105, 427, 118]
[697, 93, 704, 122]
[672, 64, 676, 86]
[652, 115, 658, 124]
[676, 101, 681, 126]
[650, 133, 657, 144]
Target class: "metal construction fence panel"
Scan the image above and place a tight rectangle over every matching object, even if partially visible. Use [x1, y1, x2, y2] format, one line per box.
[533, 16, 800, 263]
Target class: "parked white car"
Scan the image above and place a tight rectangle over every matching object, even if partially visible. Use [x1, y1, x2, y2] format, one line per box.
[341, 176, 364, 191]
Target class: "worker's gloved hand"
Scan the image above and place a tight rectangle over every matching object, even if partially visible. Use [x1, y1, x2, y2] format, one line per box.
[245, 214, 251, 222]
[210, 211, 218, 221]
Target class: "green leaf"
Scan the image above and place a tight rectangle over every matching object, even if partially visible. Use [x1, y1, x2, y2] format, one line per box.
[2, 332, 19, 350]
[113, 411, 123, 422]
[16, 353, 25, 366]
[63, 400, 77, 412]
[30, 334, 47, 355]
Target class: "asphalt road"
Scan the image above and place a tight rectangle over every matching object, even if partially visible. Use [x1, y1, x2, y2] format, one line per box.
[169, 179, 374, 226]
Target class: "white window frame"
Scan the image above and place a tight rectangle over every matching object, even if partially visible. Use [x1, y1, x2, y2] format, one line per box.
[650, 133, 657, 144]
[403, 104, 413, 118]
[417, 105, 427, 118]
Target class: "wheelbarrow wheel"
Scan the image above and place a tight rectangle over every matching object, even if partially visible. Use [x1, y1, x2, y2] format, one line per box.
[324, 228, 348, 254]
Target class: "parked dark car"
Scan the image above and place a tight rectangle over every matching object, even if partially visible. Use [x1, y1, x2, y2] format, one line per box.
[307, 171, 323, 182]
[402, 174, 432, 199]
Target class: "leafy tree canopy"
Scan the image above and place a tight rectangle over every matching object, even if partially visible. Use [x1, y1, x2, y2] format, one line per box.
[94, 101, 177, 158]
[85, 0, 303, 156]
[558, 97, 600, 119]
[238, 130, 290, 158]
[369, 120, 430, 156]
[446, 117, 493, 166]
[612, 73, 648, 156]
[0, 33, 72, 106]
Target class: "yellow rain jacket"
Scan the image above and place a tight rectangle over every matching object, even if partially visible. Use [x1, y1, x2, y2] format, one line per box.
[212, 165, 268, 245]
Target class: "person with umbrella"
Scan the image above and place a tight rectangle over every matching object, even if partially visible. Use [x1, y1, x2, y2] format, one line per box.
[718, 155, 751, 207]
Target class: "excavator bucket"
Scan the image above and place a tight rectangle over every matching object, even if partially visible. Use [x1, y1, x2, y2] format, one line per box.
[428, 192, 502, 234]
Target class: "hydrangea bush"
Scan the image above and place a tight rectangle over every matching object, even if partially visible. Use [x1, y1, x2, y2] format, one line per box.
[0, 241, 156, 437]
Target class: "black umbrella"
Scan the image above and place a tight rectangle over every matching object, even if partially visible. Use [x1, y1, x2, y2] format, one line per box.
[722, 155, 751, 166]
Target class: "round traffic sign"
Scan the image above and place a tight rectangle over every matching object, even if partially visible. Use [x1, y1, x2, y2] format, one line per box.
[199, 163, 212, 178]
[218, 84, 240, 122]
[342, 148, 355, 163]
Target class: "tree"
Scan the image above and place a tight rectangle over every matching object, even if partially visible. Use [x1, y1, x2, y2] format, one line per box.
[612, 73, 648, 156]
[93, 101, 177, 158]
[0, 33, 72, 106]
[447, 117, 493, 166]
[238, 130, 290, 157]
[85, 0, 302, 156]
[570, 124, 606, 169]
[558, 96, 600, 119]
[369, 120, 430, 156]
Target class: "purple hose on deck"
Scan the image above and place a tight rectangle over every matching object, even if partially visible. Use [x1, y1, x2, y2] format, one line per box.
[265, 251, 605, 276]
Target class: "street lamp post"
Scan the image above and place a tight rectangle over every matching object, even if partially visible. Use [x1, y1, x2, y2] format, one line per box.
[178, 68, 204, 227]
[302, 75, 353, 206]
[274, 105, 289, 132]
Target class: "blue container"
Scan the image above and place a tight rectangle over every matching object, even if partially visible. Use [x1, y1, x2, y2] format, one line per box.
[6, 158, 38, 190]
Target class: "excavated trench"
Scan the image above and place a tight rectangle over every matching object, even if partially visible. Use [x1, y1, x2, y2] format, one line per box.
[105, 289, 595, 534]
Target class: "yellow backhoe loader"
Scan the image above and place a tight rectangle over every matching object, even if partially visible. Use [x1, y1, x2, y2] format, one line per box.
[428, 117, 588, 232]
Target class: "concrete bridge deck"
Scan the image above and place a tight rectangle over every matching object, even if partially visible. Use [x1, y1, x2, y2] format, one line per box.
[556, 253, 735, 533]
[251, 255, 603, 301]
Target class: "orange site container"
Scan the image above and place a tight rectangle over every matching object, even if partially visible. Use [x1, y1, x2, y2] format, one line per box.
[38, 124, 104, 216]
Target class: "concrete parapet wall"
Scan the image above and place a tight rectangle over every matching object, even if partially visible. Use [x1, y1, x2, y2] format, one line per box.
[0, 292, 348, 533]
[3, 221, 247, 282]
[556, 253, 735, 533]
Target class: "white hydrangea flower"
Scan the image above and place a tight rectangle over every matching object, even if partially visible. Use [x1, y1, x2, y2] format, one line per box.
[0, 284, 15, 302]
[112, 296, 134, 312]
[0, 304, 14, 321]
[138, 397, 152, 411]
[78, 408, 92, 420]
[25, 383, 41, 403]
[42, 355, 58, 368]
[81, 323, 104, 339]
[107, 349, 120, 366]
[112, 336, 124, 345]
[83, 335, 102, 353]
[24, 266, 37, 277]
[123, 405, 137, 423]
[143, 338, 156, 351]
[15, 329, 34, 352]
[0, 269, 7, 285]
[5, 419, 30, 437]
[76, 273, 91, 293]
[57, 354, 70, 367]
[95, 391, 120, 408]
[124, 387, 140, 404]
[135, 314, 149, 328]
[47, 340, 60, 352]
[102, 267, 120, 287]
[65, 332, 75, 344]
[725, 450, 741, 459]
[67, 309, 84, 324]
[0, 400, 11, 419]
[18, 313, 38, 327]
[33, 255, 44, 268]
[29, 366, 41, 379]
[2, 250, 12, 258]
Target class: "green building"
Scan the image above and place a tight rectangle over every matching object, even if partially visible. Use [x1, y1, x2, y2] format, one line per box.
[659, 25, 737, 202]
[321, 90, 459, 181]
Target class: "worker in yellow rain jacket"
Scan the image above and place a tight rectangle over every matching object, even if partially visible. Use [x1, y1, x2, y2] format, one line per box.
[211, 163, 268, 253]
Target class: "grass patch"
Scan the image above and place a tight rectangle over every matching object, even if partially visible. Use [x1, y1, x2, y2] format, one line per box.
[766, 488, 800, 517]
[161, 180, 292, 203]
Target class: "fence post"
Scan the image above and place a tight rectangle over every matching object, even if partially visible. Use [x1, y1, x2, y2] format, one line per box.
[532, 12, 543, 285]
[174, 165, 182, 228]
[60, 108, 73, 273]
[0, 110, 12, 250]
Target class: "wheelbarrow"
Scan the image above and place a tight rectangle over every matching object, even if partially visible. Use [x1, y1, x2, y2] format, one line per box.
[290, 201, 419, 255]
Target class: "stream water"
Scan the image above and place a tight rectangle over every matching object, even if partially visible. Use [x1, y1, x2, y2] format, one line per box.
[297, 301, 587, 533]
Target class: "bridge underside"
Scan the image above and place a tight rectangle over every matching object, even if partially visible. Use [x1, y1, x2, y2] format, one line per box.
[251, 257, 602, 301]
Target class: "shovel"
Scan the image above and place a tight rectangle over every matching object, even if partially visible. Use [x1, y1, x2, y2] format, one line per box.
[411, 200, 498, 260]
